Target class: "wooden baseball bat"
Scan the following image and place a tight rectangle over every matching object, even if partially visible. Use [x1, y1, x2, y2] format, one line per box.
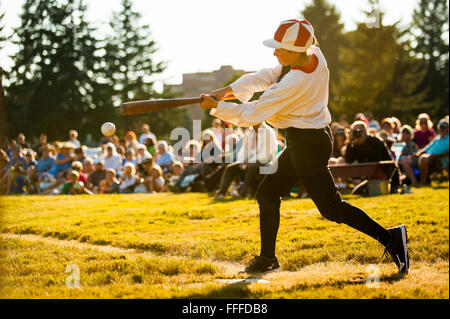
[120, 97, 204, 115]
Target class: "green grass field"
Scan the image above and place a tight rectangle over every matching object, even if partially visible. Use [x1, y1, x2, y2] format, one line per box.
[0, 185, 448, 299]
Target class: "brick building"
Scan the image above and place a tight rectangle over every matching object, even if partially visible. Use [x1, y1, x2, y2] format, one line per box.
[164, 65, 251, 120]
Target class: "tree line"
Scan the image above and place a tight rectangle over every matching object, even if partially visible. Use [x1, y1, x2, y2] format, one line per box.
[1, 0, 448, 145]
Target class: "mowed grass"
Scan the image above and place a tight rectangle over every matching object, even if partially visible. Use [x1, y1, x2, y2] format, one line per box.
[0, 184, 448, 298]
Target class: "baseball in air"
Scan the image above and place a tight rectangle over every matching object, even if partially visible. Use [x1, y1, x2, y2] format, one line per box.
[101, 122, 116, 137]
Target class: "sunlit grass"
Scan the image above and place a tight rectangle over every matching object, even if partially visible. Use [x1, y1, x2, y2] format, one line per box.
[0, 185, 448, 298]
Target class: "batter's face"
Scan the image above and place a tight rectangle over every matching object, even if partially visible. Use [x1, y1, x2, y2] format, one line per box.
[273, 48, 300, 66]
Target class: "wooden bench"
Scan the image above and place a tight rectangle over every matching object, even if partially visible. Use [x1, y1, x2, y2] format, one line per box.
[328, 161, 396, 180]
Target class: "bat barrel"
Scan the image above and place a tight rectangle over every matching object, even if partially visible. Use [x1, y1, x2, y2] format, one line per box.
[120, 97, 204, 115]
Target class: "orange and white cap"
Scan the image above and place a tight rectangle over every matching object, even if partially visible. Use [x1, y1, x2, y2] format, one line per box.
[263, 19, 314, 53]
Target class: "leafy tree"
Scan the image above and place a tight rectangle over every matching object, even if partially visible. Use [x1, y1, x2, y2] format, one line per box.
[5, 0, 110, 142]
[410, 0, 449, 120]
[300, 0, 346, 114]
[105, 0, 188, 139]
[335, 0, 424, 123]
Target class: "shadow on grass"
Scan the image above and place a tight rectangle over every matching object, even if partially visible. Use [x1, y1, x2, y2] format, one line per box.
[182, 270, 407, 299]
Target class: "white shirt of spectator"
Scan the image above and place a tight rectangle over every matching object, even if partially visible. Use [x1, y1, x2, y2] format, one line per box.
[139, 132, 157, 145]
[210, 45, 331, 129]
[119, 175, 137, 190]
[104, 154, 122, 173]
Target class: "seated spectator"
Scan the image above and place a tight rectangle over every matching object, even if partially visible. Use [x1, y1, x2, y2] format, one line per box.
[155, 140, 174, 172]
[380, 118, 397, 139]
[48, 142, 75, 178]
[68, 130, 81, 149]
[390, 117, 402, 135]
[329, 127, 348, 164]
[9, 162, 28, 194]
[413, 113, 436, 149]
[83, 157, 95, 175]
[365, 111, 380, 132]
[122, 148, 136, 167]
[87, 158, 107, 192]
[71, 161, 88, 185]
[139, 124, 157, 145]
[174, 130, 224, 192]
[23, 149, 37, 169]
[344, 120, 400, 194]
[33, 133, 48, 158]
[168, 161, 184, 188]
[119, 162, 138, 194]
[103, 142, 123, 175]
[98, 168, 120, 194]
[215, 122, 277, 199]
[6, 139, 17, 159]
[181, 140, 201, 166]
[398, 125, 419, 159]
[124, 131, 139, 150]
[7, 144, 26, 169]
[148, 165, 166, 193]
[136, 144, 152, 167]
[400, 118, 449, 186]
[36, 144, 56, 174]
[61, 170, 92, 195]
[144, 136, 157, 156]
[17, 133, 31, 149]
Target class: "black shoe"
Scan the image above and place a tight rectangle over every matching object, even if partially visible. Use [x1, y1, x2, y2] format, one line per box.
[240, 255, 281, 274]
[383, 225, 409, 273]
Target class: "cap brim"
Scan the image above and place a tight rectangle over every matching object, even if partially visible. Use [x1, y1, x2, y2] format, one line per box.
[263, 38, 282, 49]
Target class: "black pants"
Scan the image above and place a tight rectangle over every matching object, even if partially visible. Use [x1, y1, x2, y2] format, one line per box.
[255, 127, 392, 259]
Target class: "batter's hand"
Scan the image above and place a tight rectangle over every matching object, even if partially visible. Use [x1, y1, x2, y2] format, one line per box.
[209, 86, 234, 101]
[200, 94, 218, 109]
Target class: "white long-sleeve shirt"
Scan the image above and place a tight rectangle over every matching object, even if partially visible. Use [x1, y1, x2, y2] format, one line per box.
[210, 45, 331, 129]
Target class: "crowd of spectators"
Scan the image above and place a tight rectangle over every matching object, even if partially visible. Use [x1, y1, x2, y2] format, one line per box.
[0, 112, 448, 198]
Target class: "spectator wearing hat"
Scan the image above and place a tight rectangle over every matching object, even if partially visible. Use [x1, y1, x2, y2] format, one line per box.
[401, 118, 449, 186]
[87, 158, 107, 191]
[68, 130, 81, 149]
[23, 149, 37, 169]
[413, 113, 436, 149]
[390, 117, 402, 135]
[74, 146, 88, 164]
[380, 118, 397, 140]
[99, 168, 120, 194]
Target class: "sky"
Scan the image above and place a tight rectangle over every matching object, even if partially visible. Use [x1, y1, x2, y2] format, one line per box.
[2, 0, 420, 89]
